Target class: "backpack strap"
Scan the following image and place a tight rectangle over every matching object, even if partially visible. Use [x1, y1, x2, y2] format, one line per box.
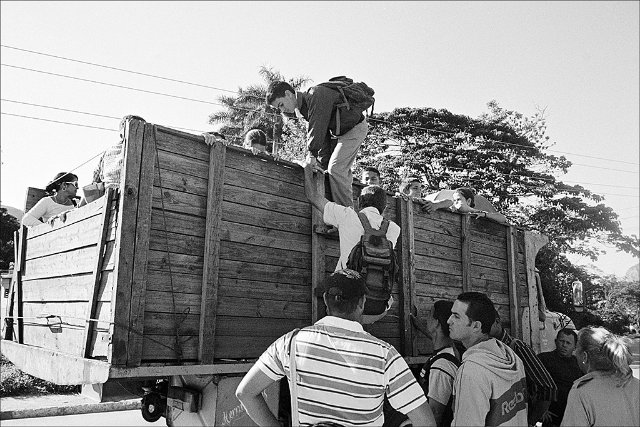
[357, 211, 388, 237]
[288, 328, 301, 427]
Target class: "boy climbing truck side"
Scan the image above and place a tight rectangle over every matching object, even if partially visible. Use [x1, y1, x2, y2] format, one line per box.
[1, 117, 549, 426]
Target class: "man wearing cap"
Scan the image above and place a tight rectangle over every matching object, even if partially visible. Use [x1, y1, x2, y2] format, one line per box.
[236, 269, 436, 427]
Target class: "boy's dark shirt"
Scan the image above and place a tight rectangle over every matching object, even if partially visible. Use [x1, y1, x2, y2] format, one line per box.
[538, 349, 583, 425]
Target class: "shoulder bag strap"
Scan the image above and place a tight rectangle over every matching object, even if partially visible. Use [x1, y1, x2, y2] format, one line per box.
[289, 329, 301, 427]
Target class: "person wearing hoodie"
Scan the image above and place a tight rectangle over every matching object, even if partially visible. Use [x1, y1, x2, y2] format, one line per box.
[447, 292, 528, 427]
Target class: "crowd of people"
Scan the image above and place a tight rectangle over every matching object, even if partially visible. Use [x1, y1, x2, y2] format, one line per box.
[235, 78, 638, 427]
[18, 78, 638, 427]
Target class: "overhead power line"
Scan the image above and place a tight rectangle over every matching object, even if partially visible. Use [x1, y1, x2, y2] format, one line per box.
[3, 62, 636, 175]
[1, 44, 243, 96]
[2, 44, 637, 167]
[3, 96, 639, 191]
[3, 111, 639, 199]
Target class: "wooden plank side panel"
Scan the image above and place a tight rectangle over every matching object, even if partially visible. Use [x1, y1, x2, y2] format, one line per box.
[127, 125, 157, 366]
[82, 188, 115, 357]
[110, 117, 145, 366]
[24, 210, 104, 260]
[199, 139, 225, 363]
[221, 201, 311, 235]
[224, 146, 304, 188]
[24, 195, 107, 240]
[312, 173, 327, 323]
[21, 245, 98, 281]
[21, 271, 113, 303]
[397, 197, 415, 356]
[21, 301, 110, 357]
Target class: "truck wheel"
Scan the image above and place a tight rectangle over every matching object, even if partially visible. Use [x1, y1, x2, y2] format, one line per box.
[141, 392, 165, 423]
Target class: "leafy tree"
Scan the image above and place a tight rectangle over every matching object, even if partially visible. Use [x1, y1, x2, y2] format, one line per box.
[587, 275, 640, 333]
[356, 102, 639, 316]
[208, 66, 311, 160]
[0, 208, 20, 270]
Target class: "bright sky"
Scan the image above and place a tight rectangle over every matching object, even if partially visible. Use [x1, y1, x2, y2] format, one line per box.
[1, 1, 638, 276]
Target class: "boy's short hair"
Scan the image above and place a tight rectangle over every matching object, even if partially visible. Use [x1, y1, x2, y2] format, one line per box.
[399, 176, 421, 195]
[363, 166, 380, 177]
[557, 327, 578, 343]
[456, 292, 496, 334]
[433, 300, 454, 337]
[454, 187, 476, 208]
[266, 81, 295, 105]
[244, 129, 267, 148]
[359, 185, 387, 214]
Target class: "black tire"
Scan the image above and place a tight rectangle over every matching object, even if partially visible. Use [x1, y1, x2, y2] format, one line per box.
[141, 393, 165, 423]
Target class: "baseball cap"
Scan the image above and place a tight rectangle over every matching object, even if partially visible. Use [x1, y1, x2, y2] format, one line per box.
[315, 269, 367, 300]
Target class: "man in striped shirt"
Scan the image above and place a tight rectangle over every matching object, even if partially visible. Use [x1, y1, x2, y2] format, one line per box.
[236, 269, 435, 427]
[490, 309, 558, 427]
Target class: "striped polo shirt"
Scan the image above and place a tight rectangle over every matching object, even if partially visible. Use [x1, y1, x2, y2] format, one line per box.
[255, 316, 427, 426]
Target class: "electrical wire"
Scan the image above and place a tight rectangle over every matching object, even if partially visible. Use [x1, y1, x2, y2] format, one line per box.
[1, 49, 637, 167]
[2, 110, 638, 198]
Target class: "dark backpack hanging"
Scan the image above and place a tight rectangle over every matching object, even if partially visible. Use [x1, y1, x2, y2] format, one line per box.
[346, 212, 397, 315]
[317, 76, 375, 136]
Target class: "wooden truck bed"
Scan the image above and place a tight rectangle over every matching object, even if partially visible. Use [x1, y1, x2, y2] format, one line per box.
[1, 118, 547, 385]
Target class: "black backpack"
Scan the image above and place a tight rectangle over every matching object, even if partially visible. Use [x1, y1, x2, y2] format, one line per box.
[418, 352, 461, 427]
[317, 76, 375, 135]
[346, 212, 398, 315]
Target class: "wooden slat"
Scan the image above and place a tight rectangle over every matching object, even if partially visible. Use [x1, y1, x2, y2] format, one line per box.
[25, 196, 108, 240]
[414, 240, 461, 262]
[21, 245, 98, 280]
[21, 271, 113, 303]
[141, 335, 199, 361]
[223, 185, 310, 218]
[224, 168, 308, 204]
[24, 212, 103, 260]
[218, 279, 311, 303]
[221, 201, 311, 235]
[147, 250, 203, 276]
[154, 125, 212, 157]
[506, 226, 520, 339]
[219, 260, 310, 285]
[220, 221, 311, 253]
[145, 290, 201, 315]
[396, 197, 415, 356]
[109, 117, 145, 365]
[215, 336, 283, 359]
[82, 188, 114, 357]
[150, 209, 206, 236]
[414, 255, 462, 275]
[220, 241, 311, 269]
[217, 296, 311, 319]
[215, 316, 308, 337]
[16, 226, 27, 343]
[152, 186, 207, 217]
[144, 312, 201, 336]
[470, 264, 509, 284]
[155, 149, 210, 184]
[127, 125, 158, 366]
[312, 173, 326, 323]
[224, 148, 304, 188]
[413, 215, 462, 238]
[146, 271, 202, 294]
[199, 139, 226, 363]
[461, 215, 472, 292]
[149, 229, 205, 256]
